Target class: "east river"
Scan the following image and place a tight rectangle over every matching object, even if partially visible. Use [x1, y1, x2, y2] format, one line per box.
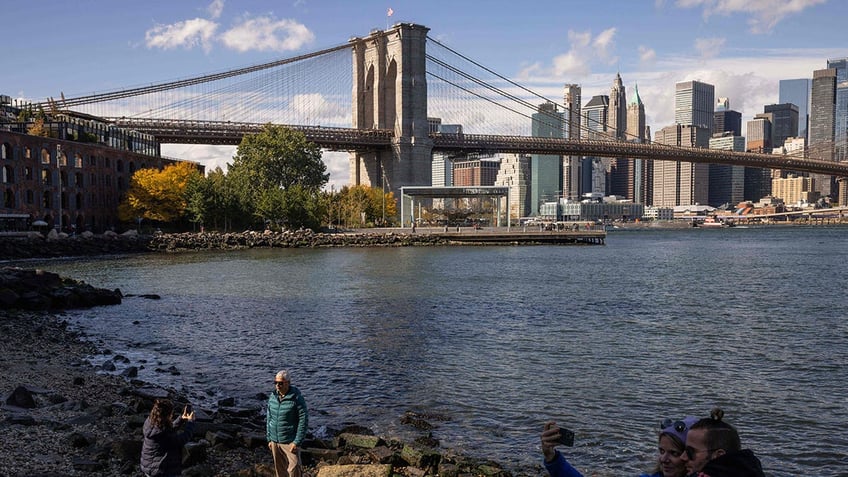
[15, 226, 848, 476]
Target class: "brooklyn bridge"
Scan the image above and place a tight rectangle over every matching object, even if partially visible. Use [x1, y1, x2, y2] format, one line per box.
[37, 23, 848, 195]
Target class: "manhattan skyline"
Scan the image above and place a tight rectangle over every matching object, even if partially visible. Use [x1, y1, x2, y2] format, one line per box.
[2, 0, 845, 187]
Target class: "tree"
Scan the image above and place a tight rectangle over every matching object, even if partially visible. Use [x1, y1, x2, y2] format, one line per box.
[229, 125, 328, 198]
[185, 167, 244, 231]
[336, 185, 397, 227]
[227, 124, 329, 229]
[119, 161, 201, 223]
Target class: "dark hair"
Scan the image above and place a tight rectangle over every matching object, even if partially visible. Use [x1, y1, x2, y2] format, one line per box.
[690, 408, 741, 453]
[149, 399, 175, 430]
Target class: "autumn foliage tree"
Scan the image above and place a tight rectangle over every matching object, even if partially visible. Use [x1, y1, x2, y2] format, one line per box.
[119, 161, 201, 224]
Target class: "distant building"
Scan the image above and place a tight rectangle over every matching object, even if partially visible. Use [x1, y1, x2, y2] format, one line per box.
[452, 157, 500, 187]
[562, 84, 582, 201]
[643, 206, 674, 221]
[771, 174, 817, 205]
[530, 102, 564, 215]
[714, 97, 742, 136]
[809, 67, 837, 197]
[0, 104, 196, 232]
[827, 58, 848, 164]
[625, 84, 650, 205]
[745, 117, 773, 201]
[558, 199, 644, 222]
[708, 133, 746, 207]
[652, 124, 711, 207]
[763, 103, 799, 149]
[675, 80, 715, 131]
[779, 78, 810, 140]
[582, 95, 610, 198]
[494, 154, 530, 223]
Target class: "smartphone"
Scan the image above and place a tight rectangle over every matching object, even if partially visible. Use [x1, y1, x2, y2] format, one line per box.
[557, 428, 575, 447]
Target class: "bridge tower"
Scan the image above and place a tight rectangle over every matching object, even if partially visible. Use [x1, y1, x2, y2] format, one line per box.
[349, 23, 432, 200]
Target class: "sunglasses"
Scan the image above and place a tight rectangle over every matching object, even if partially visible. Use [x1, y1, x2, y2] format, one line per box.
[660, 418, 689, 433]
[684, 446, 715, 460]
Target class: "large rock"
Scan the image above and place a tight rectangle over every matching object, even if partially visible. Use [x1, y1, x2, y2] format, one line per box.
[5, 385, 37, 408]
[316, 464, 392, 477]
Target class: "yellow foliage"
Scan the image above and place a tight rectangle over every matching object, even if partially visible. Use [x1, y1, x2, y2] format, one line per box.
[118, 161, 201, 223]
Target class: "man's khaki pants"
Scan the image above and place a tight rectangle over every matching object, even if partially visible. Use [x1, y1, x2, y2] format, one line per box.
[268, 441, 302, 477]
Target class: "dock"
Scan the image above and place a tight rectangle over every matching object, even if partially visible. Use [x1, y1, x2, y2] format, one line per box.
[425, 229, 606, 245]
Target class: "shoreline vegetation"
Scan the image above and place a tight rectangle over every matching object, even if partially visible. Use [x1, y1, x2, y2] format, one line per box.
[0, 268, 520, 477]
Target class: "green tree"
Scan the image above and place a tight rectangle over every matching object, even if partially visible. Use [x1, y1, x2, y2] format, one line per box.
[227, 124, 328, 229]
[336, 185, 397, 227]
[185, 167, 245, 231]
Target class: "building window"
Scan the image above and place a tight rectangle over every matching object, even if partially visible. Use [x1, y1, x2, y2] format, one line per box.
[1, 143, 11, 160]
[41, 148, 51, 165]
[74, 153, 83, 168]
[90, 172, 96, 186]
[25, 167, 33, 181]
[24, 147, 31, 159]
[41, 169, 51, 185]
[75, 172, 83, 187]
[60, 171, 68, 187]
[3, 189, 13, 208]
[117, 160, 123, 172]
[76, 193, 83, 209]
[26, 190, 34, 204]
[58, 151, 68, 166]
[1, 165, 12, 183]
[42, 191, 51, 208]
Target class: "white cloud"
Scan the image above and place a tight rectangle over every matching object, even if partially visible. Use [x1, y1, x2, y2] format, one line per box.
[220, 17, 314, 52]
[519, 28, 619, 81]
[145, 18, 218, 52]
[207, 0, 225, 20]
[638, 46, 657, 63]
[675, 0, 827, 33]
[694, 37, 726, 58]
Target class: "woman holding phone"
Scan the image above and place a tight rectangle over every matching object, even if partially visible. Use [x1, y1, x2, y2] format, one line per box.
[541, 416, 697, 477]
[140, 398, 196, 477]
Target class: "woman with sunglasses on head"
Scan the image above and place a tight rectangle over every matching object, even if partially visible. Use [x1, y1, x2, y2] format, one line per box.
[540, 416, 697, 477]
[140, 398, 196, 477]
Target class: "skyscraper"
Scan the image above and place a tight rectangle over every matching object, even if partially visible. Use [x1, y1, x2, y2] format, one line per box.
[714, 98, 742, 136]
[495, 154, 531, 222]
[608, 74, 633, 200]
[746, 117, 773, 200]
[607, 73, 627, 140]
[582, 95, 609, 197]
[709, 133, 746, 207]
[779, 78, 810, 139]
[675, 80, 715, 131]
[562, 84, 582, 201]
[653, 124, 711, 206]
[810, 68, 836, 197]
[827, 58, 848, 162]
[530, 102, 564, 214]
[763, 103, 799, 149]
[626, 84, 650, 205]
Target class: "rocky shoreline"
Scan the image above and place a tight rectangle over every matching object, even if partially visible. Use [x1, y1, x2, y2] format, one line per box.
[0, 270, 523, 476]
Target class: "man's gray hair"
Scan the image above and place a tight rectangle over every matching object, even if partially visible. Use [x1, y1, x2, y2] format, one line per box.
[275, 369, 290, 382]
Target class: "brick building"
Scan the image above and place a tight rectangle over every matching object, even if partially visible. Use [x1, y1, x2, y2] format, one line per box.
[1, 109, 200, 232]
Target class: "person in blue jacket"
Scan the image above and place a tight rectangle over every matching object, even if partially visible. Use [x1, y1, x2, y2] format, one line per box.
[540, 416, 697, 477]
[266, 369, 309, 477]
[140, 398, 195, 477]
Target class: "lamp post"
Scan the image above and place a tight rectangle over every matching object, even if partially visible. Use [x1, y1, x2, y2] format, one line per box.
[56, 145, 62, 232]
[381, 168, 386, 227]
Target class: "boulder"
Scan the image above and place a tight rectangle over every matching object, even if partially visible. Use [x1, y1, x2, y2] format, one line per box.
[5, 385, 37, 408]
[316, 464, 392, 477]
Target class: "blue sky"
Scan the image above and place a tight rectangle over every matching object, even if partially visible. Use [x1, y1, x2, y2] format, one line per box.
[2, 0, 845, 187]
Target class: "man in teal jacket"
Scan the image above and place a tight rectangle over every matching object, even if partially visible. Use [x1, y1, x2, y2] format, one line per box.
[266, 369, 309, 477]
